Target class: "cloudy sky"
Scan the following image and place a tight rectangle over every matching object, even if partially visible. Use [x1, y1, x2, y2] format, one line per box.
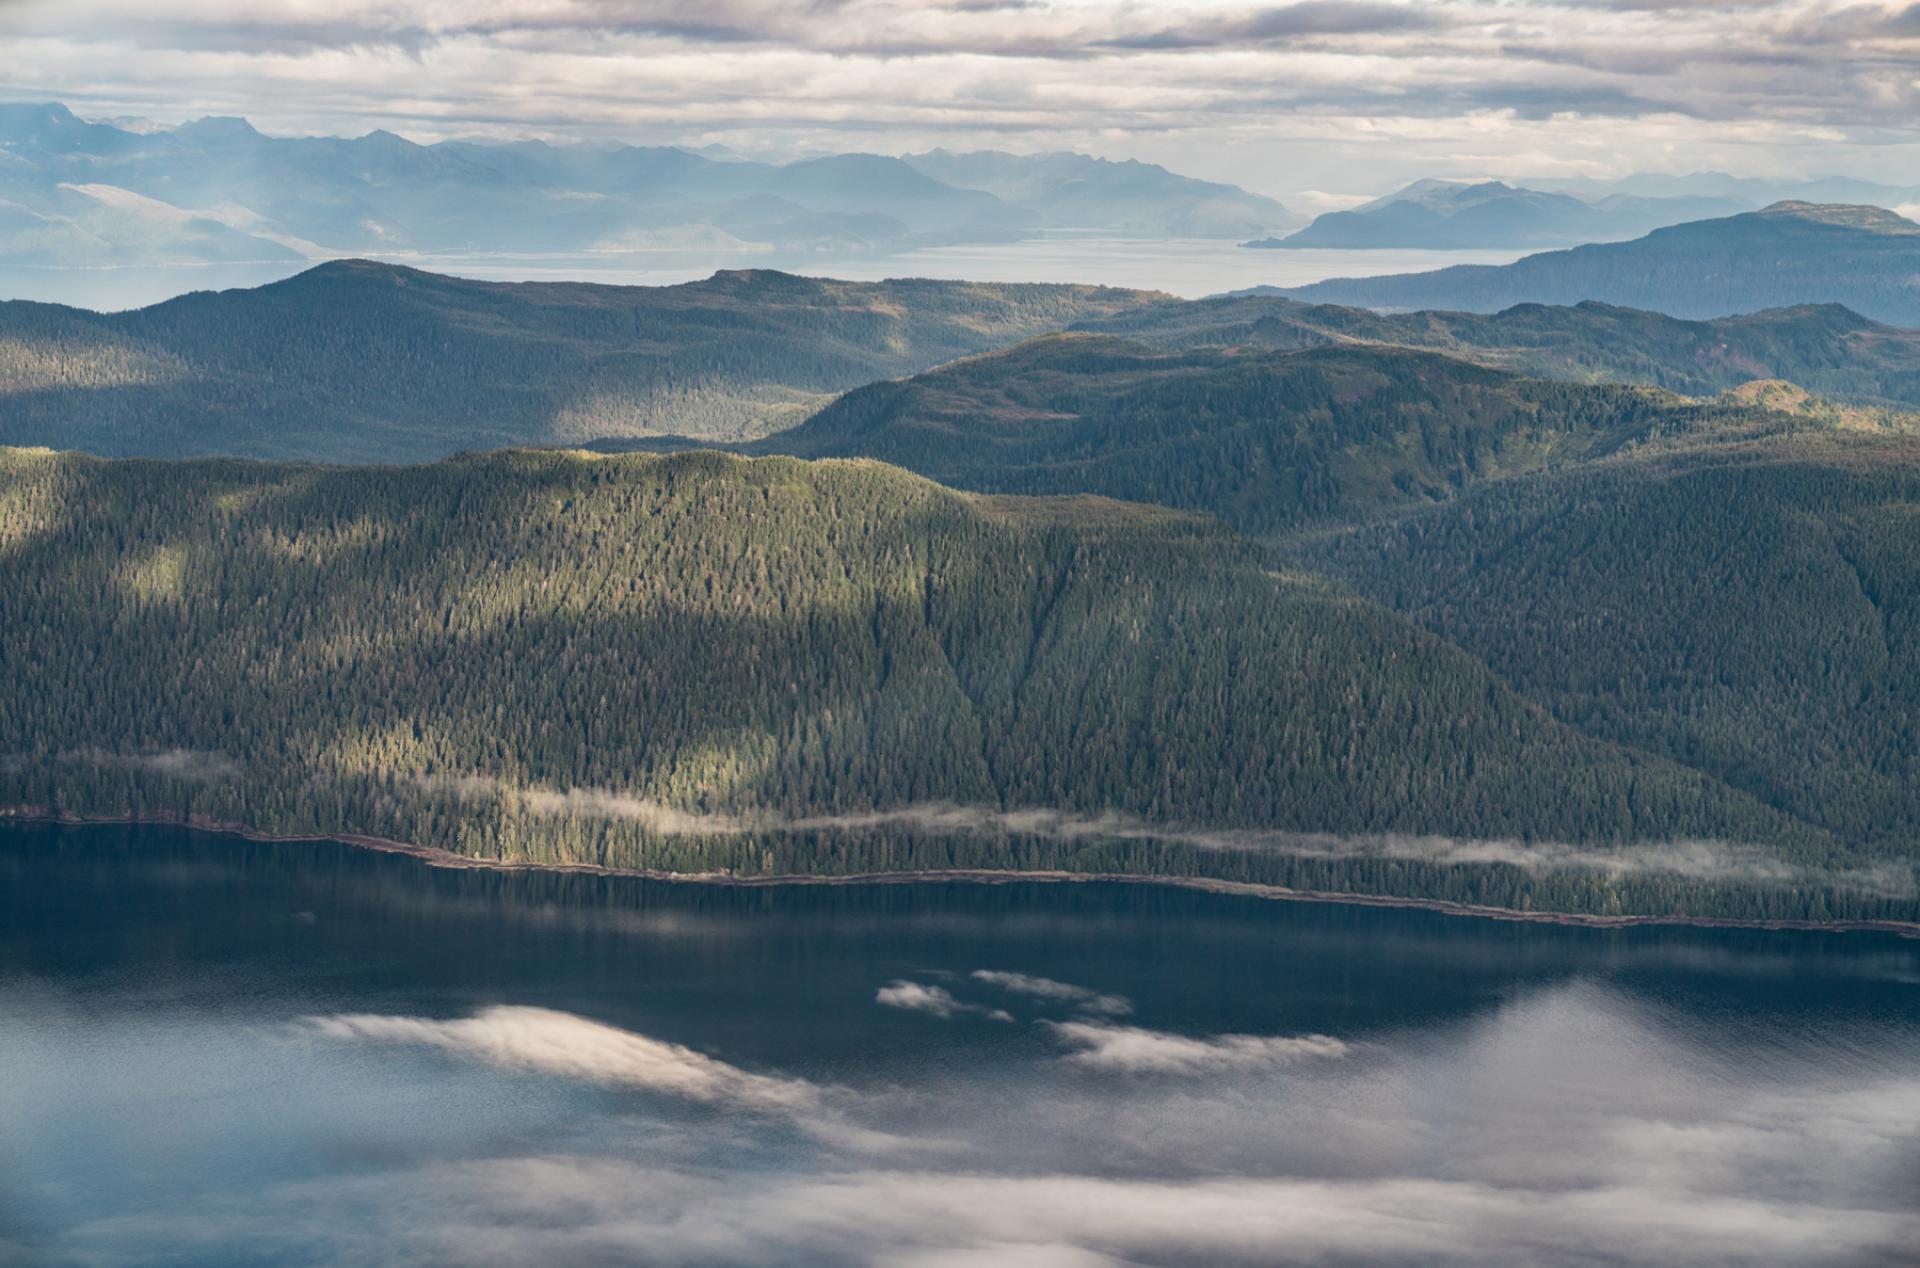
[3, 0, 1919, 198]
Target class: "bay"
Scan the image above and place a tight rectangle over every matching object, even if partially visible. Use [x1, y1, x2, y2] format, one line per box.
[1, 822, 1914, 1266]
[0, 239, 1525, 311]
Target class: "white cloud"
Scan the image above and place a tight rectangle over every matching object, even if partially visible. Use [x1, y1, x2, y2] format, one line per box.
[969, 970, 1132, 1016]
[876, 980, 1014, 1022]
[76, 1148, 1920, 1267]
[305, 1004, 820, 1113]
[1042, 1020, 1349, 1073]
[57, 746, 243, 781]
[421, 778, 1917, 898]
[37, 979, 1920, 1268]
[3, 1, 1919, 195]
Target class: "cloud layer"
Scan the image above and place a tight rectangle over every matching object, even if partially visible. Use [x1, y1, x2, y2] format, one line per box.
[1042, 1020, 1350, 1073]
[970, 970, 1132, 1017]
[56, 983, 1920, 1267]
[4, 1, 1920, 192]
[876, 980, 1014, 1022]
[422, 776, 1919, 898]
[306, 1004, 821, 1114]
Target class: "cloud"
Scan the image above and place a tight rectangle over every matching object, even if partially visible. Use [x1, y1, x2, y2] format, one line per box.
[419, 776, 1918, 898]
[30, 977, 1920, 1267]
[1042, 1020, 1349, 1074]
[1108, 1, 1452, 50]
[304, 1004, 820, 1114]
[3, 0, 1920, 196]
[876, 980, 1013, 1022]
[968, 970, 1132, 1016]
[59, 746, 242, 781]
[81, 1133, 1920, 1265]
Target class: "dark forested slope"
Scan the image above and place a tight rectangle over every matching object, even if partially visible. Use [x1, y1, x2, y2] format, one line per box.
[1302, 431, 1920, 853]
[0, 446, 1857, 919]
[0, 261, 1159, 460]
[1267, 202, 1920, 325]
[752, 335, 1798, 535]
[1076, 296, 1920, 409]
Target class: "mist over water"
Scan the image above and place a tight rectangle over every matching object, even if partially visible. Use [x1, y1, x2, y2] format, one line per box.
[1, 822, 1915, 1266]
[0, 240, 1526, 310]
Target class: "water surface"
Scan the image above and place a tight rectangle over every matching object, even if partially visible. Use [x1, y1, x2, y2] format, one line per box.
[0, 240, 1525, 310]
[1, 823, 1914, 1266]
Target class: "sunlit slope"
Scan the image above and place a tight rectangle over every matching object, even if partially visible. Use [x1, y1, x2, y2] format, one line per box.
[0, 447, 1850, 918]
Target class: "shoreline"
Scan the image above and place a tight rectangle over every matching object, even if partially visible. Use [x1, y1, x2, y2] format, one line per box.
[5, 806, 1916, 939]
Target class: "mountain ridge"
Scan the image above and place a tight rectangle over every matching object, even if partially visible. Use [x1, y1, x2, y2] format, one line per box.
[1, 442, 1873, 921]
[0, 261, 1164, 459]
[1259, 201, 1920, 324]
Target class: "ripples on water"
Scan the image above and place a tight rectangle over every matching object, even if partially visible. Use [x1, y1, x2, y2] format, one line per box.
[1, 823, 1915, 1266]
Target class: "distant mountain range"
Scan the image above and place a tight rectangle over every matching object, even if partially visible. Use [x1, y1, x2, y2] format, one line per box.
[0, 102, 1301, 269]
[1523, 170, 1920, 211]
[1255, 202, 1920, 325]
[903, 150, 1301, 239]
[5, 259, 1916, 466]
[1247, 179, 1750, 250]
[0, 262, 1156, 460]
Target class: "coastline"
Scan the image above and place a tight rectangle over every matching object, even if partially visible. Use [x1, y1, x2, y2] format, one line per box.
[5, 805, 1916, 939]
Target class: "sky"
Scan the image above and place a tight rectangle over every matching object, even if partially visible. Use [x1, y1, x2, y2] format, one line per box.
[3, 0, 1919, 200]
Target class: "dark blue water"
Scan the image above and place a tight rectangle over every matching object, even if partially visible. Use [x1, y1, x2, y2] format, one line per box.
[2, 823, 1915, 1266]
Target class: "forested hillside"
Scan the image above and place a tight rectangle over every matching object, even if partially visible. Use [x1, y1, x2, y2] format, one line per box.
[1302, 431, 1920, 852]
[1271, 202, 1920, 325]
[0, 261, 1159, 460]
[752, 335, 1801, 535]
[1077, 296, 1920, 409]
[0, 445, 1866, 920]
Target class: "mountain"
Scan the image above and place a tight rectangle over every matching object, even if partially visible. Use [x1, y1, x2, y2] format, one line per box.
[744, 334, 1920, 893]
[1259, 202, 1920, 324]
[1300, 428, 1920, 854]
[0, 444, 1856, 921]
[0, 262, 1161, 459]
[1072, 294, 1920, 408]
[0, 105, 1017, 259]
[1526, 170, 1920, 212]
[13, 261, 1916, 469]
[903, 150, 1302, 238]
[1245, 180, 1745, 250]
[751, 336, 1790, 536]
[0, 104, 1298, 269]
[0, 179, 305, 266]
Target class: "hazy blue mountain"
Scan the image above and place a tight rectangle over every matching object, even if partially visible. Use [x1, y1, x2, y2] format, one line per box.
[0, 261, 1160, 459]
[0, 105, 1022, 261]
[904, 149, 1302, 237]
[0, 103, 1299, 269]
[1257, 202, 1920, 324]
[1247, 179, 1750, 250]
[1527, 170, 1920, 211]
